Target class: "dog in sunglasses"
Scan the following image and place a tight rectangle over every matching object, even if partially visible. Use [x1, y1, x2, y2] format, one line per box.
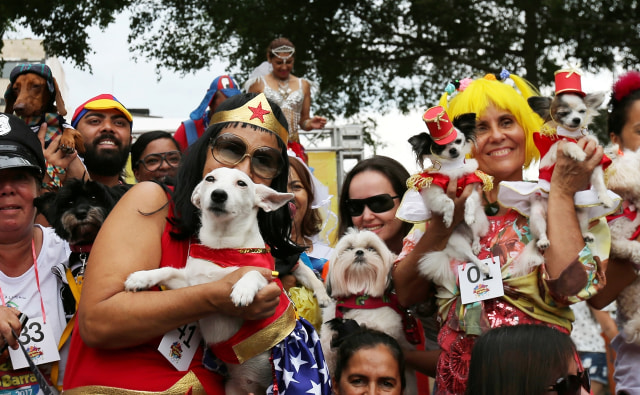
[124, 167, 326, 394]
[407, 107, 491, 286]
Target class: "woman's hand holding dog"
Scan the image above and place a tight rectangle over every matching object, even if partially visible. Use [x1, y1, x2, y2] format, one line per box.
[428, 180, 478, 239]
[545, 137, 605, 281]
[38, 123, 88, 185]
[216, 267, 281, 320]
[393, 179, 476, 307]
[551, 137, 604, 198]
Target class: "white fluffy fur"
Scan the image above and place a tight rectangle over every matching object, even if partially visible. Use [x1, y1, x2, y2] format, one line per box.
[530, 92, 613, 250]
[124, 167, 328, 394]
[320, 228, 418, 395]
[604, 149, 640, 345]
[417, 131, 490, 285]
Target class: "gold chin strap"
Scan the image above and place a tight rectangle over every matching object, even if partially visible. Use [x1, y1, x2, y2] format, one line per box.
[210, 93, 289, 144]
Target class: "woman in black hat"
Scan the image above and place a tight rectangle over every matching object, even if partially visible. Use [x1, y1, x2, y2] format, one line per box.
[0, 113, 71, 391]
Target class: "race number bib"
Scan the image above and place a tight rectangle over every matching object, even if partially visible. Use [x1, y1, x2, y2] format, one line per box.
[9, 316, 60, 369]
[158, 322, 202, 371]
[458, 256, 504, 305]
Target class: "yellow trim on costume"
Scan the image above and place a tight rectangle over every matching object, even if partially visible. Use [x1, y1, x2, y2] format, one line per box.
[232, 303, 297, 364]
[475, 170, 494, 191]
[210, 93, 289, 143]
[406, 173, 433, 191]
[61, 371, 206, 394]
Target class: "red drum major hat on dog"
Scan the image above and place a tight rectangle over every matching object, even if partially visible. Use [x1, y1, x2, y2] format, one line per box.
[555, 67, 586, 97]
[423, 105, 456, 145]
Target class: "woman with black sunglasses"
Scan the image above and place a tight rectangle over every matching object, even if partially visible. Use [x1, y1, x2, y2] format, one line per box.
[337, 156, 413, 254]
[467, 325, 590, 395]
[63, 93, 312, 393]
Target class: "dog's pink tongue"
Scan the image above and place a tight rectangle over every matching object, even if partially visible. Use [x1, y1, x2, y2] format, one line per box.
[288, 201, 296, 219]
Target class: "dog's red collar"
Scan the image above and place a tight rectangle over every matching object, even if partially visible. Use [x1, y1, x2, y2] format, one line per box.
[188, 243, 273, 269]
[334, 293, 422, 345]
[69, 244, 92, 254]
[607, 203, 640, 240]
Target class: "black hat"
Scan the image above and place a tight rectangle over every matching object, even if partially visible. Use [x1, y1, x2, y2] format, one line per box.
[0, 114, 45, 176]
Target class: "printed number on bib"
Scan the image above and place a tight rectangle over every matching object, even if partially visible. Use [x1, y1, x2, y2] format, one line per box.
[458, 256, 504, 305]
[158, 322, 202, 371]
[9, 316, 60, 369]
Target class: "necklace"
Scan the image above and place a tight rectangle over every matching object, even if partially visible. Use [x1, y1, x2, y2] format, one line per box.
[483, 191, 500, 216]
[277, 77, 292, 99]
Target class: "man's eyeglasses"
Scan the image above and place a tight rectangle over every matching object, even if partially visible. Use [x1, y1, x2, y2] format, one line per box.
[548, 370, 590, 395]
[210, 133, 283, 179]
[345, 194, 400, 217]
[136, 151, 182, 172]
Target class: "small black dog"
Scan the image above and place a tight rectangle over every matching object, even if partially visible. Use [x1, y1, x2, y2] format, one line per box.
[35, 179, 130, 317]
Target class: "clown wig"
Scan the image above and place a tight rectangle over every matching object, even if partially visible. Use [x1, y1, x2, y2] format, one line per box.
[440, 74, 543, 170]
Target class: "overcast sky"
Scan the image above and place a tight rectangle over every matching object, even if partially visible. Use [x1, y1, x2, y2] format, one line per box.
[9, 13, 618, 175]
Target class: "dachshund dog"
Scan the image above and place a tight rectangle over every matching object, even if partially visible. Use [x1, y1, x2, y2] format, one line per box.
[4, 63, 84, 154]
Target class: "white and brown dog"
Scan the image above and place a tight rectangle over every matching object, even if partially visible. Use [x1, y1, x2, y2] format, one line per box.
[526, 69, 614, 249]
[604, 148, 640, 345]
[124, 167, 329, 394]
[321, 228, 419, 395]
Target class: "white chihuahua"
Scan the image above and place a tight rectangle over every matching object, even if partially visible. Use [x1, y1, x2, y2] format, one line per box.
[408, 111, 491, 284]
[527, 91, 614, 248]
[125, 167, 329, 394]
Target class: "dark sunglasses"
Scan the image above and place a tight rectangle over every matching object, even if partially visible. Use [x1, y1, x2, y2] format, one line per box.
[136, 151, 182, 172]
[345, 194, 400, 217]
[548, 370, 590, 395]
[210, 133, 284, 179]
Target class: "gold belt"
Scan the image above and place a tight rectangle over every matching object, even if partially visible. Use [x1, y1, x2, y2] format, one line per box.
[61, 371, 206, 395]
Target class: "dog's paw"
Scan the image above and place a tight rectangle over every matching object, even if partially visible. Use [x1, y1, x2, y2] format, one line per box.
[124, 271, 156, 291]
[477, 261, 490, 276]
[471, 239, 482, 255]
[563, 143, 586, 161]
[583, 232, 595, 244]
[600, 194, 615, 209]
[623, 317, 640, 346]
[442, 211, 454, 228]
[629, 250, 640, 267]
[230, 271, 268, 307]
[536, 237, 550, 250]
[315, 292, 332, 308]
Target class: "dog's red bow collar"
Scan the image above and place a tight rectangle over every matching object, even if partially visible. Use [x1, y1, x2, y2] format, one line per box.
[335, 293, 422, 345]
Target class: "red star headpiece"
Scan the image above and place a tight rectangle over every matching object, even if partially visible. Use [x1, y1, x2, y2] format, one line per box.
[210, 93, 289, 143]
[554, 67, 585, 97]
[423, 105, 456, 145]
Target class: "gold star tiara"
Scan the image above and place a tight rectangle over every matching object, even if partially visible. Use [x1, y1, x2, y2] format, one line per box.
[209, 93, 289, 143]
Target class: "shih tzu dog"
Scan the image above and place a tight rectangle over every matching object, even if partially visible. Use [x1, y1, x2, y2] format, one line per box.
[321, 228, 419, 395]
[604, 148, 640, 345]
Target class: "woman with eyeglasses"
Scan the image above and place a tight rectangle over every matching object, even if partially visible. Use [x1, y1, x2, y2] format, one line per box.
[467, 325, 590, 395]
[337, 156, 413, 255]
[63, 93, 316, 393]
[130, 130, 182, 184]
